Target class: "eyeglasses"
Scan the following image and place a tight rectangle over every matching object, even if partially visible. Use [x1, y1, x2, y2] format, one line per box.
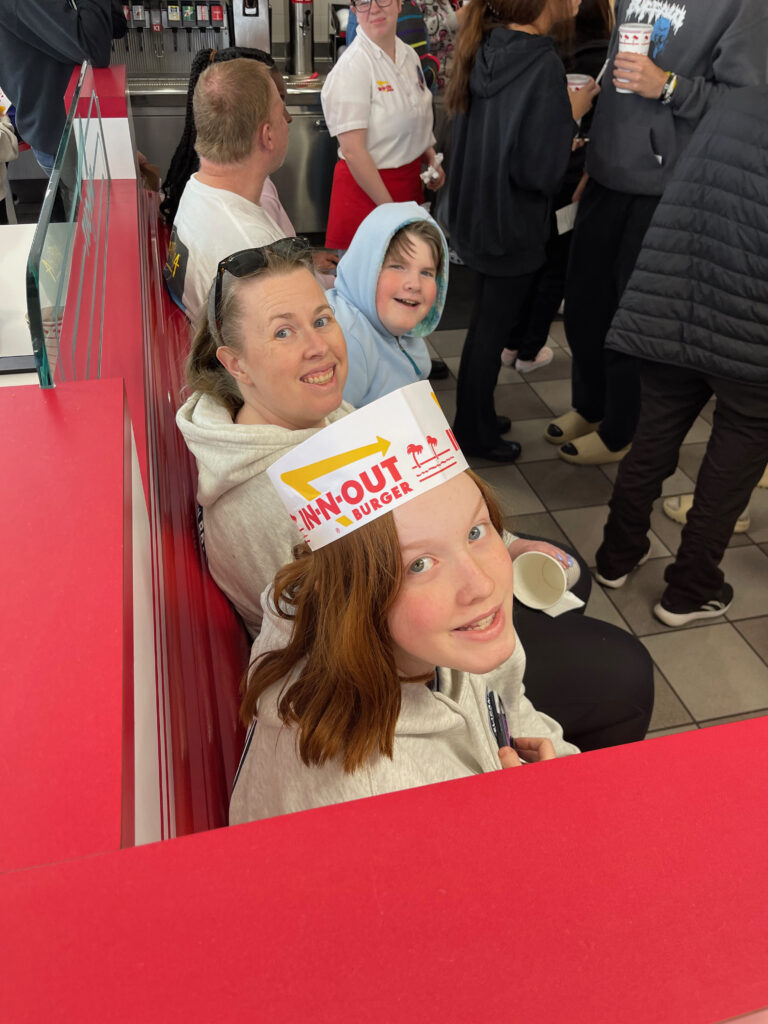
[352, 0, 393, 12]
[209, 237, 312, 335]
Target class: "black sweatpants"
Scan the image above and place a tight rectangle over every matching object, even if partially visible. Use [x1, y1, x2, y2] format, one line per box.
[517, 217, 572, 362]
[564, 179, 659, 450]
[596, 360, 768, 609]
[453, 269, 539, 451]
[514, 535, 654, 751]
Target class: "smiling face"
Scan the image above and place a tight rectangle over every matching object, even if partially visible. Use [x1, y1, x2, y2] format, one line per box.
[375, 234, 438, 337]
[388, 473, 516, 678]
[217, 267, 348, 430]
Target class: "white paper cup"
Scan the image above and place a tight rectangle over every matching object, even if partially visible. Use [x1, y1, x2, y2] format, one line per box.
[616, 22, 653, 93]
[513, 551, 568, 611]
[26, 306, 63, 376]
[566, 73, 592, 92]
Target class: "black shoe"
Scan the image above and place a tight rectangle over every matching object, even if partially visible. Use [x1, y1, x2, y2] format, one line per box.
[464, 439, 522, 464]
[496, 415, 511, 434]
[653, 582, 734, 627]
[429, 358, 450, 380]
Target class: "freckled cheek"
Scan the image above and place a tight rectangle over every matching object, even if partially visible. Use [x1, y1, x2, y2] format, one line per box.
[389, 592, 445, 650]
[486, 545, 515, 602]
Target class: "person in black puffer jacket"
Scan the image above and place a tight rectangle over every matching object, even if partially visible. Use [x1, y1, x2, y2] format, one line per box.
[593, 86, 768, 628]
[547, 0, 768, 467]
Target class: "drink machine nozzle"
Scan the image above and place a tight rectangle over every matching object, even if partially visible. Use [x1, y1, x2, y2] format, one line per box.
[150, 6, 165, 58]
[181, 2, 196, 50]
[131, 3, 148, 50]
[210, 2, 224, 35]
[165, 2, 182, 50]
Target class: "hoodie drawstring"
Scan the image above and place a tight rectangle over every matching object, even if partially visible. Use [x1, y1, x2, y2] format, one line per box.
[395, 336, 423, 377]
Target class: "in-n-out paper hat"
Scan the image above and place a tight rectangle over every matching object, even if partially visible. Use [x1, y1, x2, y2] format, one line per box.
[268, 381, 469, 549]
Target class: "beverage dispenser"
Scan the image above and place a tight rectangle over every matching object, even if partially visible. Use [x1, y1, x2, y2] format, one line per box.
[289, 0, 314, 76]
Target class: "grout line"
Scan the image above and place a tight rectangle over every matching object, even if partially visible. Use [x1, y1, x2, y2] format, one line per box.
[650, 661, 698, 729]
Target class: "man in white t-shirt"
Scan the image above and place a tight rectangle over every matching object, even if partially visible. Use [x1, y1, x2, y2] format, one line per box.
[164, 58, 290, 323]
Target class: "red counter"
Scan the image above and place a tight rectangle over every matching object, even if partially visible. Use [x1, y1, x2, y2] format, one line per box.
[3, 719, 768, 1022]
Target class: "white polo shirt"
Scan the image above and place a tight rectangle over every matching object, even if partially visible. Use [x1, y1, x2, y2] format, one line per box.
[164, 174, 285, 324]
[321, 28, 435, 169]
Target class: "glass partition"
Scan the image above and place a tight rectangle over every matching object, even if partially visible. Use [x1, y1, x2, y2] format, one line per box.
[26, 63, 112, 388]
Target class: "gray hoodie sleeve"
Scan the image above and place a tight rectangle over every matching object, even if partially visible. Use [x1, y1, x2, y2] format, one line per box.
[669, 6, 768, 124]
[0, 115, 19, 165]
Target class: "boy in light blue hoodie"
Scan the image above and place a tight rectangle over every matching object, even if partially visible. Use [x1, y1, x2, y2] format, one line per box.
[329, 202, 448, 409]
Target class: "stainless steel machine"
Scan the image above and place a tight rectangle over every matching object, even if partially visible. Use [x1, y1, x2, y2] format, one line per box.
[288, 0, 314, 75]
[271, 79, 335, 234]
[83, 0, 335, 232]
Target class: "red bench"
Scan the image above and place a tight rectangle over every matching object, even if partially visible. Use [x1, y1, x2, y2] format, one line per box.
[142, 192, 249, 836]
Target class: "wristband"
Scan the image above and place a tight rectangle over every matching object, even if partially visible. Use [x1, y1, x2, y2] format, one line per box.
[660, 72, 678, 105]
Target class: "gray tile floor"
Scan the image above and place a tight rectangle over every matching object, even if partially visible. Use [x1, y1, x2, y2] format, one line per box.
[427, 319, 768, 739]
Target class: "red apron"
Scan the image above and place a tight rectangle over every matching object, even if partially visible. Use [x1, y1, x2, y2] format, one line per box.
[325, 157, 423, 250]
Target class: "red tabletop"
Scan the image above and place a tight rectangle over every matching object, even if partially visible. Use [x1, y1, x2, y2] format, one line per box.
[3, 718, 768, 1022]
[0, 380, 133, 873]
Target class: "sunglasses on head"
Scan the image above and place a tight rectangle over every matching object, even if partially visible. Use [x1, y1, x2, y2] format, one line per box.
[209, 237, 312, 335]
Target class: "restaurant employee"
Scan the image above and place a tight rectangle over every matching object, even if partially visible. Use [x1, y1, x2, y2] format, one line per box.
[321, 0, 445, 250]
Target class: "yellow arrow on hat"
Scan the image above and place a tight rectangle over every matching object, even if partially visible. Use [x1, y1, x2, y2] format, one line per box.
[281, 436, 392, 501]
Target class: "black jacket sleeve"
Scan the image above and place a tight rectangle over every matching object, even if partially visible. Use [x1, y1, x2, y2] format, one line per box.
[512, 57, 576, 196]
[3, 0, 114, 68]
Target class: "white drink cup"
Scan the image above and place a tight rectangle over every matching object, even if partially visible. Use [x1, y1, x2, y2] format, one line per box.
[513, 551, 568, 611]
[616, 22, 653, 94]
[566, 73, 592, 92]
[567, 74, 592, 125]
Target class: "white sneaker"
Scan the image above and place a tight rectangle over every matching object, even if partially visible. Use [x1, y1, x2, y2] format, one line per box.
[515, 346, 554, 373]
[595, 553, 650, 589]
[500, 348, 518, 367]
[653, 583, 733, 627]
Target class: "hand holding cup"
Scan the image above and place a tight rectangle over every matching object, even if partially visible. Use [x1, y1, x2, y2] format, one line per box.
[567, 75, 600, 121]
[612, 52, 668, 99]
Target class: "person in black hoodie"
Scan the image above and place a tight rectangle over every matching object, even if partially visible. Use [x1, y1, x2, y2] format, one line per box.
[593, 87, 768, 627]
[445, 0, 597, 461]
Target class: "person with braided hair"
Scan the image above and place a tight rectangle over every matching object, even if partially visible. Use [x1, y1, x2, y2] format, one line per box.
[162, 56, 292, 322]
[160, 46, 293, 232]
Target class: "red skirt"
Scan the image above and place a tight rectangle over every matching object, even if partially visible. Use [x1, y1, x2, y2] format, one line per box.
[325, 157, 423, 250]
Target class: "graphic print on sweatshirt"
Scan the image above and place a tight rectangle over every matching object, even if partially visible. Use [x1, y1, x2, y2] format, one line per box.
[625, 0, 687, 60]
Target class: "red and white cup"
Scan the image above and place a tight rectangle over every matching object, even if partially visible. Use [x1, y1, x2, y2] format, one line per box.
[566, 73, 592, 92]
[567, 74, 593, 124]
[616, 22, 653, 94]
